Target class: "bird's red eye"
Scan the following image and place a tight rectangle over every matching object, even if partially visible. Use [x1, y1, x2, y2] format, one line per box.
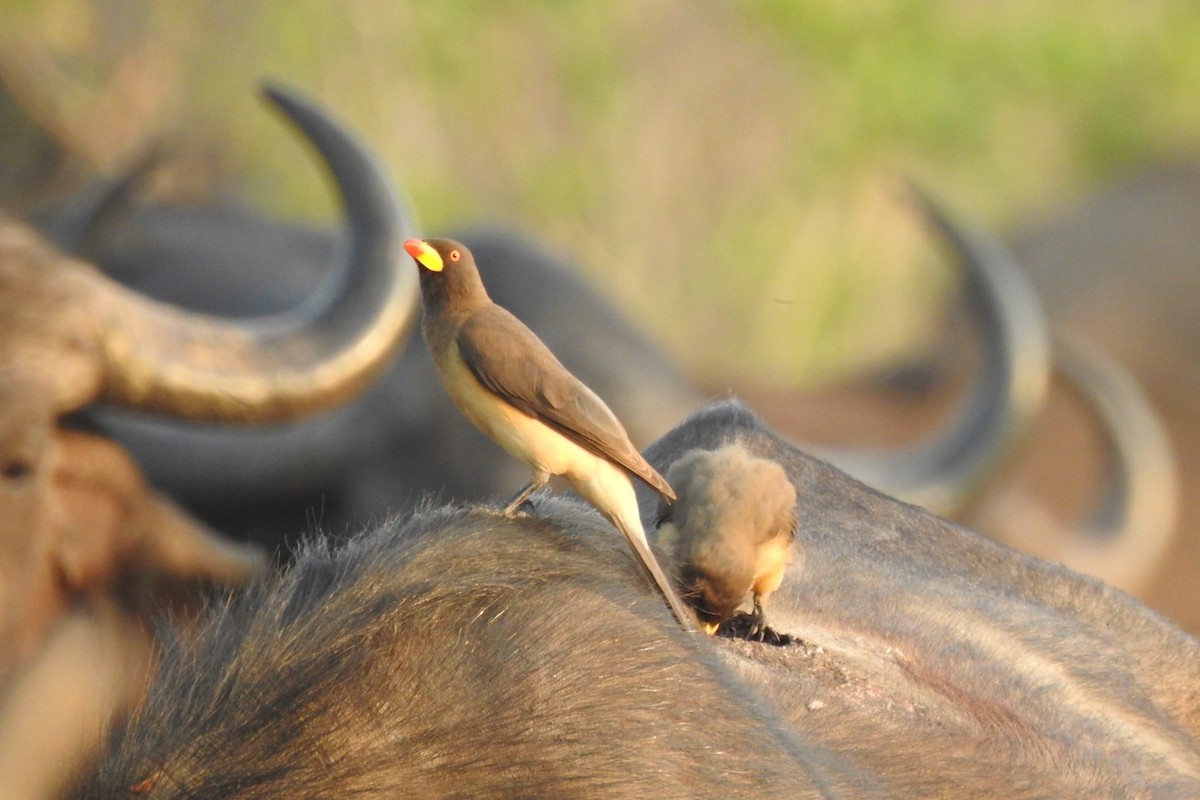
[449, 250, 461, 262]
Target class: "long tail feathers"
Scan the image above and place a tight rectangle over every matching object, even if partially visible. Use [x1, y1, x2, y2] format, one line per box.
[615, 520, 698, 632]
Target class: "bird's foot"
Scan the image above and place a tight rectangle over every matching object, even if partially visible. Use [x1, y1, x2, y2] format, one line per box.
[748, 600, 767, 642]
[714, 611, 795, 647]
[501, 473, 550, 517]
[501, 496, 535, 517]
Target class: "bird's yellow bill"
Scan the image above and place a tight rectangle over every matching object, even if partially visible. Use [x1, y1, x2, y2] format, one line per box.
[403, 238, 443, 272]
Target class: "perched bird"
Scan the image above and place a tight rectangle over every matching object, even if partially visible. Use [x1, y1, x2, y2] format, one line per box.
[655, 444, 798, 638]
[403, 237, 693, 629]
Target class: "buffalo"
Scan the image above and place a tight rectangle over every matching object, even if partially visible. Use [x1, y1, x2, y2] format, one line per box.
[0, 84, 416, 799]
[992, 165, 1200, 631]
[69, 401, 1200, 798]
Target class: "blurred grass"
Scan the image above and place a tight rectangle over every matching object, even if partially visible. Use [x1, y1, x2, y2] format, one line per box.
[3, 0, 1200, 388]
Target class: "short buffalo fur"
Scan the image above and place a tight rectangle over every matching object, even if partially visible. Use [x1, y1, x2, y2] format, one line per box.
[75, 499, 819, 798]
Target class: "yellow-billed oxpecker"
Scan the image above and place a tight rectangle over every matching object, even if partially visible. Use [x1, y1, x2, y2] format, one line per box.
[656, 444, 798, 638]
[403, 237, 693, 629]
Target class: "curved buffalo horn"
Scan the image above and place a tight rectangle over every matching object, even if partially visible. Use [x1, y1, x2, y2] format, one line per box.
[822, 183, 1051, 515]
[1047, 334, 1178, 589]
[82, 84, 418, 423]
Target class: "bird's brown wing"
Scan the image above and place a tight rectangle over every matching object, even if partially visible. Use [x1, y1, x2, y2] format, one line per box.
[458, 306, 675, 501]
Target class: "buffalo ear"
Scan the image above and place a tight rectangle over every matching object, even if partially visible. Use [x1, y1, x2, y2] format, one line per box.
[51, 429, 266, 597]
[127, 492, 267, 590]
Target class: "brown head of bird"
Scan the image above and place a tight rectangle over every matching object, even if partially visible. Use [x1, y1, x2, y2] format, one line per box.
[403, 237, 490, 315]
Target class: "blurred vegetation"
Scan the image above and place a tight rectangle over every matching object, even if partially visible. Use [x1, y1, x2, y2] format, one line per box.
[2, 1, 1199, 388]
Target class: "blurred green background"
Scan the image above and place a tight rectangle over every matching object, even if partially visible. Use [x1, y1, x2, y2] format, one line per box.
[3, 0, 1199, 389]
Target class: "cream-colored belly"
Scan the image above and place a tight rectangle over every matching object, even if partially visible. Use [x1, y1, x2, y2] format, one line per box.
[436, 344, 600, 481]
[434, 341, 647, 542]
